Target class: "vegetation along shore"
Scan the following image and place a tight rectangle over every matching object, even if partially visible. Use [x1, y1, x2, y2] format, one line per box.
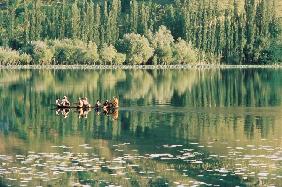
[0, 0, 281, 65]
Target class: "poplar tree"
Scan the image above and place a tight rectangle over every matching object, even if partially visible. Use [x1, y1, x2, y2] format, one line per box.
[205, 0, 212, 52]
[94, 4, 101, 46]
[33, 0, 43, 40]
[71, 1, 80, 39]
[244, 0, 255, 63]
[224, 9, 231, 62]
[7, 0, 16, 42]
[64, 4, 72, 38]
[59, 0, 66, 39]
[86, 0, 95, 42]
[237, 15, 245, 63]
[232, 0, 239, 52]
[79, 0, 87, 41]
[107, 0, 121, 44]
[139, 3, 149, 35]
[100, 0, 108, 45]
[23, 0, 30, 43]
[268, 0, 279, 39]
[195, 2, 202, 49]
[130, 0, 138, 33]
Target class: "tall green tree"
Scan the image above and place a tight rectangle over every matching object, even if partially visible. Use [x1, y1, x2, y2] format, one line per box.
[130, 0, 138, 33]
[244, 0, 256, 63]
[94, 4, 101, 46]
[71, 0, 80, 39]
[23, 0, 30, 43]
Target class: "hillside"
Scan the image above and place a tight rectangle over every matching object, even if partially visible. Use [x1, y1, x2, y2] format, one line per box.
[0, 0, 281, 65]
[139, 0, 282, 17]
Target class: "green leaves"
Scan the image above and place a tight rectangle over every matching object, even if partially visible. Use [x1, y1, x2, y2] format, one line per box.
[173, 39, 198, 64]
[0, 0, 280, 64]
[118, 33, 154, 65]
[0, 47, 32, 65]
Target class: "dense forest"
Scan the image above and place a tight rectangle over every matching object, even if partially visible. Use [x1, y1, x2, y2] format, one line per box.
[0, 0, 281, 65]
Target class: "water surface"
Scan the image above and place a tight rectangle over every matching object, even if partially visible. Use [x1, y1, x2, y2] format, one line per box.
[0, 69, 281, 186]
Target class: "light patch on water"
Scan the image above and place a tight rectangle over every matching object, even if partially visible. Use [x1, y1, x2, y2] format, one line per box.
[163, 144, 183, 148]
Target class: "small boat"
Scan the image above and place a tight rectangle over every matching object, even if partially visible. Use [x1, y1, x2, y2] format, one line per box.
[56, 105, 91, 109]
[55, 104, 119, 109]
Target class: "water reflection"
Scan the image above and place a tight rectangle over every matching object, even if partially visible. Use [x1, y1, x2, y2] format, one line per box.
[54, 107, 119, 120]
[0, 69, 281, 186]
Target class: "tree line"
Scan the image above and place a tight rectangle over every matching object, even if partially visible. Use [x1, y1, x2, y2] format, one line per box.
[0, 0, 280, 64]
[0, 26, 202, 65]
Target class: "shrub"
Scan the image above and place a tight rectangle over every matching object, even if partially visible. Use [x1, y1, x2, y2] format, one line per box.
[0, 47, 20, 65]
[114, 53, 126, 65]
[173, 39, 198, 64]
[117, 33, 154, 65]
[51, 39, 76, 64]
[100, 44, 117, 65]
[31, 41, 54, 64]
[20, 41, 53, 64]
[148, 25, 174, 64]
[0, 47, 32, 65]
[85, 42, 99, 64]
[19, 53, 32, 65]
[51, 39, 99, 64]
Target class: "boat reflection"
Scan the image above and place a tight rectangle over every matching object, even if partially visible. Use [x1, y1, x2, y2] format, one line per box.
[55, 107, 119, 120]
[55, 108, 70, 118]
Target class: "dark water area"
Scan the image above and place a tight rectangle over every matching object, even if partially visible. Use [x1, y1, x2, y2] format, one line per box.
[0, 69, 281, 186]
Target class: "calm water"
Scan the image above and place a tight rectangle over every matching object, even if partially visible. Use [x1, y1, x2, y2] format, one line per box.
[0, 69, 281, 187]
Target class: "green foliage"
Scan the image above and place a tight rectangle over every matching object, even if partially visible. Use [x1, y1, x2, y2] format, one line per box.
[265, 29, 282, 64]
[100, 44, 117, 65]
[118, 33, 154, 64]
[85, 42, 100, 63]
[51, 39, 99, 64]
[19, 53, 32, 65]
[0, 0, 280, 64]
[114, 53, 126, 65]
[173, 39, 198, 64]
[148, 26, 174, 64]
[30, 41, 54, 65]
[99, 43, 126, 65]
[0, 47, 31, 65]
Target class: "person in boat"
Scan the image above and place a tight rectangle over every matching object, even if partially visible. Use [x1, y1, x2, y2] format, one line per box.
[112, 97, 119, 108]
[61, 96, 70, 107]
[95, 100, 101, 108]
[77, 97, 83, 108]
[103, 100, 110, 109]
[103, 107, 110, 116]
[82, 97, 91, 108]
[56, 98, 62, 106]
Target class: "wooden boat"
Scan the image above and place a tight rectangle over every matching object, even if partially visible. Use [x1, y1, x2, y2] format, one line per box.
[56, 105, 92, 109]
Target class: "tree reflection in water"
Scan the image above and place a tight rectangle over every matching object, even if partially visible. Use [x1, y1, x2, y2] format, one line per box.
[54, 107, 119, 120]
[0, 69, 281, 186]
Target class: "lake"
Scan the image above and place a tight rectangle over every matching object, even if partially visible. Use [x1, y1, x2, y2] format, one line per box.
[0, 68, 281, 186]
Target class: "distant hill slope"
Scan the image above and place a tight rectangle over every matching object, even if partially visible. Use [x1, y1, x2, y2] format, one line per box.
[138, 0, 282, 17]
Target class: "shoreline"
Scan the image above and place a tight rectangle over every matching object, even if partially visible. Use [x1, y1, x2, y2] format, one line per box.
[0, 64, 281, 70]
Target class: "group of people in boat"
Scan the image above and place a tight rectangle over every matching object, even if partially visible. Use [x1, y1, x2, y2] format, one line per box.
[56, 96, 70, 107]
[55, 96, 119, 119]
[56, 96, 119, 109]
